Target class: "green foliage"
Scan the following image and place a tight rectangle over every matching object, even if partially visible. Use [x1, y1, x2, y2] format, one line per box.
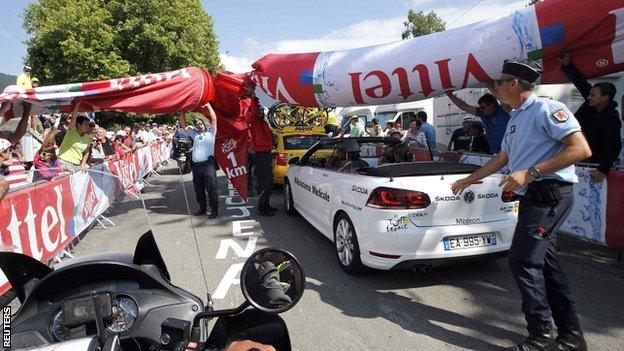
[21, 0, 220, 85]
[0, 73, 17, 91]
[401, 10, 446, 40]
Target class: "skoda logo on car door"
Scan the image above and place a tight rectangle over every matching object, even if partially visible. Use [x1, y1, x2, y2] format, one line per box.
[463, 190, 475, 204]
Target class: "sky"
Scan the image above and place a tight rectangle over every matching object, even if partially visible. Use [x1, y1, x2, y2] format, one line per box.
[0, 0, 530, 76]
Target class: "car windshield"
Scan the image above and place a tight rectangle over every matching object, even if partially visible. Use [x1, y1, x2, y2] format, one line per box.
[283, 134, 330, 150]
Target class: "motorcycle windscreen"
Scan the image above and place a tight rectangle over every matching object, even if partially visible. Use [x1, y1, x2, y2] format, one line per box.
[0, 164, 208, 307]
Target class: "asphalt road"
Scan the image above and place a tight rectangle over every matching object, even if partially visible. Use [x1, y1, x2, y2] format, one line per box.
[70, 162, 624, 350]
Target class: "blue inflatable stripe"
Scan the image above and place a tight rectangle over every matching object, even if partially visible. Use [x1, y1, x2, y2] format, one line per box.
[299, 70, 313, 85]
[540, 22, 565, 47]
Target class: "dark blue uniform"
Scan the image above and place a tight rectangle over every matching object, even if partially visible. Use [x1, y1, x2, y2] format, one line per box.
[501, 94, 582, 337]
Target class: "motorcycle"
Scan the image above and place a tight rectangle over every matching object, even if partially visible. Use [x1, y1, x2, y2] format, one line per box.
[172, 134, 193, 174]
[0, 169, 305, 351]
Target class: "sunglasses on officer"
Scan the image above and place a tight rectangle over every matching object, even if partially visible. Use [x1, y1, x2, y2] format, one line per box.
[493, 77, 516, 87]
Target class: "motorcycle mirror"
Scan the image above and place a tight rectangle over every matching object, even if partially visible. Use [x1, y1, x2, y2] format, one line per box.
[240, 248, 305, 314]
[288, 157, 300, 165]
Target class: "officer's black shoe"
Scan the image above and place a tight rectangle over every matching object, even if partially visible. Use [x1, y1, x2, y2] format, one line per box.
[194, 209, 206, 216]
[507, 333, 558, 351]
[556, 330, 587, 351]
[208, 210, 218, 219]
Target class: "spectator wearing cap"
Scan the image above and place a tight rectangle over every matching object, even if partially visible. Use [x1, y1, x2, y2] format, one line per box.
[416, 111, 437, 151]
[57, 102, 94, 170]
[348, 116, 365, 137]
[16, 66, 32, 89]
[31, 77, 40, 88]
[559, 52, 622, 182]
[452, 59, 591, 351]
[448, 117, 473, 151]
[445, 88, 511, 154]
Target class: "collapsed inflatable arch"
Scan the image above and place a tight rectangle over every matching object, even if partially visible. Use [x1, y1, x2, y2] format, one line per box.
[250, 0, 624, 108]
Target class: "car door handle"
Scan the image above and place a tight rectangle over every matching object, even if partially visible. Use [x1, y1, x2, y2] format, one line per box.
[322, 173, 329, 177]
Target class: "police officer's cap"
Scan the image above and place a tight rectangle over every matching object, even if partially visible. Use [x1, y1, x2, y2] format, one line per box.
[502, 59, 543, 83]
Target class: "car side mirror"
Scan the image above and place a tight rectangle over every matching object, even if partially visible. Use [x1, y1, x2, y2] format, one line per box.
[288, 157, 300, 165]
[240, 248, 306, 314]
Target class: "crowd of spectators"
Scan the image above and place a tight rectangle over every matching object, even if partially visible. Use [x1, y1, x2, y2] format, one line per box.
[0, 97, 177, 200]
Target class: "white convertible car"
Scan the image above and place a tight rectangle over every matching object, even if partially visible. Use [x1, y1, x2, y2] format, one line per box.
[283, 137, 519, 274]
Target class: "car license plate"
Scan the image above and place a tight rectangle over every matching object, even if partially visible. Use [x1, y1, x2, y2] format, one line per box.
[443, 233, 497, 251]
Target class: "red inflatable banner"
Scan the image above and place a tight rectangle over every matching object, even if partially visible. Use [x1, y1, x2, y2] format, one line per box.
[0, 67, 215, 119]
[251, 0, 624, 107]
[212, 72, 251, 201]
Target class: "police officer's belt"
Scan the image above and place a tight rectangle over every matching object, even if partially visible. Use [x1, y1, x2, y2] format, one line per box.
[194, 155, 216, 166]
[523, 179, 572, 204]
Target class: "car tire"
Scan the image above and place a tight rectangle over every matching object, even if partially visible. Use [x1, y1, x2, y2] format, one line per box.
[333, 213, 364, 274]
[283, 179, 298, 216]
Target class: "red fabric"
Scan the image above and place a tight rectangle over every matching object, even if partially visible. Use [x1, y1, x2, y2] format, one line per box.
[605, 171, 624, 250]
[1, 67, 215, 119]
[537, 0, 624, 84]
[211, 72, 251, 201]
[251, 52, 320, 107]
[244, 97, 273, 152]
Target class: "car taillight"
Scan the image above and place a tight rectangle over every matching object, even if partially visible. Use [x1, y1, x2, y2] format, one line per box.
[367, 187, 431, 209]
[405, 190, 431, 209]
[276, 153, 287, 166]
[502, 191, 520, 203]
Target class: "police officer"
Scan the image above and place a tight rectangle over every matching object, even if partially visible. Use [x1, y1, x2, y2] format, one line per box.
[451, 59, 592, 351]
[179, 106, 219, 218]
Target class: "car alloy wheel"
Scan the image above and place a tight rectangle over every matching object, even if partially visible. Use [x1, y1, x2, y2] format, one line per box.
[336, 219, 354, 266]
[333, 213, 363, 274]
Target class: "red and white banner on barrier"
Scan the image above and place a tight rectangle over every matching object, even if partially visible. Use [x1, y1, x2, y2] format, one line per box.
[0, 142, 171, 297]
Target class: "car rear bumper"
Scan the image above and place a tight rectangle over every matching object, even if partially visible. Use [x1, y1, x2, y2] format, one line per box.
[358, 218, 515, 270]
[390, 250, 508, 270]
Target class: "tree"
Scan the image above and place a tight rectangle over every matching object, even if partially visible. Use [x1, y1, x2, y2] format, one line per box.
[402, 10, 446, 40]
[527, 0, 541, 5]
[21, 0, 220, 85]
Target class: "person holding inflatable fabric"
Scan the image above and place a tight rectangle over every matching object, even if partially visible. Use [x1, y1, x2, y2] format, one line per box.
[57, 102, 94, 170]
[451, 59, 591, 351]
[445, 90, 511, 154]
[559, 51, 622, 183]
[179, 107, 219, 219]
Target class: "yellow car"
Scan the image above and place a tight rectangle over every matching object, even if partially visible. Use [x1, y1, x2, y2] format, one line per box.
[272, 125, 331, 184]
